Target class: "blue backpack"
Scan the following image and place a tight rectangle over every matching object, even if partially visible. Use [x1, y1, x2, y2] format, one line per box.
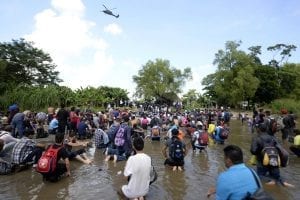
[114, 125, 126, 147]
[170, 138, 184, 162]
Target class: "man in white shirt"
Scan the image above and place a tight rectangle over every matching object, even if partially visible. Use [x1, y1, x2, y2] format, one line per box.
[119, 137, 151, 200]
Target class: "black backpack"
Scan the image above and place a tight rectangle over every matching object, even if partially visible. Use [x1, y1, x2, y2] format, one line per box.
[36, 126, 48, 138]
[170, 137, 184, 162]
[267, 118, 278, 135]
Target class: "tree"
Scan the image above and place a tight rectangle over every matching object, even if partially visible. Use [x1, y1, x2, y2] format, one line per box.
[279, 63, 300, 100]
[203, 41, 259, 106]
[248, 46, 262, 65]
[133, 58, 192, 105]
[0, 38, 61, 94]
[182, 89, 208, 110]
[267, 44, 297, 68]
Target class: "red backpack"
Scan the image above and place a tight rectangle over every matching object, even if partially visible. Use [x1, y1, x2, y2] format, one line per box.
[37, 145, 62, 174]
[198, 131, 209, 146]
[219, 127, 229, 140]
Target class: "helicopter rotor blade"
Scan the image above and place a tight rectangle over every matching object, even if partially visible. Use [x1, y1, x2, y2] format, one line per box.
[102, 4, 108, 9]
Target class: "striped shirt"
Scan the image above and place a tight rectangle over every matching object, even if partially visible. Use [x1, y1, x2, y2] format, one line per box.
[11, 137, 35, 165]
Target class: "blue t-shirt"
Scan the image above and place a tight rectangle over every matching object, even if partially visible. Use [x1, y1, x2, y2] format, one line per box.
[214, 126, 224, 142]
[216, 164, 258, 200]
[78, 121, 88, 135]
[49, 118, 58, 130]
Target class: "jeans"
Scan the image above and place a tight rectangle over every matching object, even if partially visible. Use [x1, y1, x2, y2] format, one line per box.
[256, 162, 282, 183]
[107, 146, 127, 161]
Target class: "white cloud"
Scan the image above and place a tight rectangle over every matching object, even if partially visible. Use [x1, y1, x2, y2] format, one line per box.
[24, 0, 113, 90]
[104, 23, 123, 35]
[51, 0, 84, 15]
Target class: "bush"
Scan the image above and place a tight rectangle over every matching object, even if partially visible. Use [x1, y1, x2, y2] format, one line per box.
[270, 98, 300, 115]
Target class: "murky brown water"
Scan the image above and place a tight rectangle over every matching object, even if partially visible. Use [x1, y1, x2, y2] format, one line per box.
[1, 119, 299, 200]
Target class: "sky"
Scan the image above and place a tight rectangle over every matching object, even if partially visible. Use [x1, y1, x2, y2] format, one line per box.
[1, 0, 300, 98]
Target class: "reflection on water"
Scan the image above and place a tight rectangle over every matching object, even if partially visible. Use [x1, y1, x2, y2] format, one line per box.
[0, 119, 299, 200]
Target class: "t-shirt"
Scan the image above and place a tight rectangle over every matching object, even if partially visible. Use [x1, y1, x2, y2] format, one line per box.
[216, 164, 258, 200]
[48, 118, 58, 130]
[77, 122, 88, 135]
[122, 153, 151, 198]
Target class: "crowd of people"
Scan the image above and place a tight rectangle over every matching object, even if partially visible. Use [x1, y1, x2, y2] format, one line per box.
[0, 103, 298, 199]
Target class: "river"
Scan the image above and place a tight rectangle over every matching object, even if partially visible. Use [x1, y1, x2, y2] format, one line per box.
[1, 119, 299, 200]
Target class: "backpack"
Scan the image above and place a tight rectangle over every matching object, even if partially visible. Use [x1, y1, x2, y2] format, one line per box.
[219, 127, 229, 139]
[152, 127, 160, 136]
[198, 131, 209, 146]
[36, 127, 48, 139]
[114, 125, 126, 147]
[107, 124, 120, 143]
[262, 146, 281, 167]
[170, 138, 184, 162]
[36, 145, 62, 174]
[95, 129, 105, 148]
[276, 144, 289, 167]
[267, 118, 278, 135]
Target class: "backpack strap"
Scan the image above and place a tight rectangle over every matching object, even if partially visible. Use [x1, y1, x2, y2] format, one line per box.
[247, 167, 262, 188]
[150, 158, 157, 185]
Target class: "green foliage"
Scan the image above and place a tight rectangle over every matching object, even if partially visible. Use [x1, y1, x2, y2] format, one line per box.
[267, 44, 297, 67]
[0, 85, 74, 111]
[133, 58, 192, 105]
[0, 38, 61, 94]
[0, 85, 129, 112]
[253, 65, 279, 104]
[182, 89, 207, 110]
[204, 41, 259, 106]
[279, 63, 300, 100]
[202, 40, 299, 107]
[270, 98, 300, 115]
[74, 86, 128, 108]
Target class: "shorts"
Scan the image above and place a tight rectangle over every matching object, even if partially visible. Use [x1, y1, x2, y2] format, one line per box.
[67, 149, 86, 159]
[43, 163, 67, 182]
[164, 158, 184, 167]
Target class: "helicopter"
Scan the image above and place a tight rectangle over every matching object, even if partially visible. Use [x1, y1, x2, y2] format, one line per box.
[102, 4, 119, 18]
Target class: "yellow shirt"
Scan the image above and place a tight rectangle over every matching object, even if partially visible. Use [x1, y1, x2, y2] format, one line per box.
[208, 124, 216, 135]
[294, 135, 300, 146]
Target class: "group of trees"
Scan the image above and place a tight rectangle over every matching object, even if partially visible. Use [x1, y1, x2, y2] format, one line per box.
[201, 41, 300, 112]
[0, 39, 128, 111]
[133, 59, 192, 105]
[1, 38, 299, 113]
